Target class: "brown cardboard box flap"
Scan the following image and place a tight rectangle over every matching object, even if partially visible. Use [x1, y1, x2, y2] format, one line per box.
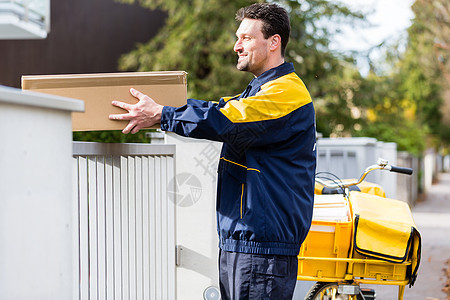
[22, 71, 187, 131]
[22, 71, 187, 89]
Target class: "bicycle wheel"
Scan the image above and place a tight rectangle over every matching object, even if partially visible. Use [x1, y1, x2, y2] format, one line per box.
[304, 282, 364, 300]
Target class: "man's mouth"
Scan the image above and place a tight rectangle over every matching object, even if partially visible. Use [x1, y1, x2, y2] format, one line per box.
[238, 53, 247, 60]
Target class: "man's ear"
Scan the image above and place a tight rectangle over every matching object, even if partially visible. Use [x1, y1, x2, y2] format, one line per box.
[269, 34, 282, 52]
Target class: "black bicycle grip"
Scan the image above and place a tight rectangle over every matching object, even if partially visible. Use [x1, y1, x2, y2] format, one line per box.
[390, 166, 413, 175]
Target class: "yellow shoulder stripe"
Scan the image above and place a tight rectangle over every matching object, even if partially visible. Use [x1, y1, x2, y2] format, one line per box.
[220, 73, 312, 123]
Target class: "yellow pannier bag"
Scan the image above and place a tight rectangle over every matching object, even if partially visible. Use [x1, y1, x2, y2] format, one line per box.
[350, 191, 421, 285]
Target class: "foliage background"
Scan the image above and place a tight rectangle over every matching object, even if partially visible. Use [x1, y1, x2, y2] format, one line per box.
[74, 0, 450, 156]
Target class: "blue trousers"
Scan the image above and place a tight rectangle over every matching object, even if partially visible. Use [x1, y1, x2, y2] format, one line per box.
[218, 250, 298, 300]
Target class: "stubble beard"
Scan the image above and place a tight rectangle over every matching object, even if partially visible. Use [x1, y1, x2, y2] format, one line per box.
[236, 56, 249, 72]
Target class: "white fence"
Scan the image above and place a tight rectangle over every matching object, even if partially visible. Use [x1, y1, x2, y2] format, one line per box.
[73, 142, 176, 300]
[316, 137, 398, 198]
[1, 85, 83, 300]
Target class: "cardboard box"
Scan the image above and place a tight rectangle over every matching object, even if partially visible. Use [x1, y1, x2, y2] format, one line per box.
[22, 71, 187, 131]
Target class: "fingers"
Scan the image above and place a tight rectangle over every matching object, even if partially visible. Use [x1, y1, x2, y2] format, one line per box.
[130, 88, 146, 100]
[109, 88, 154, 134]
[122, 123, 141, 135]
[122, 122, 135, 134]
[111, 100, 133, 111]
[109, 99, 134, 120]
[130, 125, 141, 134]
[109, 112, 133, 121]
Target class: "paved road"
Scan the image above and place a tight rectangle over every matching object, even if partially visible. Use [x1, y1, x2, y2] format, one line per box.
[403, 172, 450, 300]
[374, 172, 450, 300]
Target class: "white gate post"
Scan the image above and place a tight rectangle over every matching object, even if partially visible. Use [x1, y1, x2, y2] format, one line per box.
[0, 86, 83, 300]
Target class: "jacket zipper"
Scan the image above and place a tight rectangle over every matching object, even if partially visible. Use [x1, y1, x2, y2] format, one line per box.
[240, 183, 245, 219]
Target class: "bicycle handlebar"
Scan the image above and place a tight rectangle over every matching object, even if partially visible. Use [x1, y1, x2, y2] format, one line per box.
[388, 165, 413, 175]
[315, 158, 413, 189]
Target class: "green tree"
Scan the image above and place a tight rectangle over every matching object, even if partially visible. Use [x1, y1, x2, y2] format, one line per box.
[398, 0, 449, 149]
[73, 129, 154, 143]
[118, 0, 256, 101]
[76, 0, 365, 143]
[330, 0, 450, 154]
[117, 0, 363, 101]
[351, 69, 427, 156]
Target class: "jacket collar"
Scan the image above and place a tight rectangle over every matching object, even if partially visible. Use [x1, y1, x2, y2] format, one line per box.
[254, 62, 295, 86]
[241, 62, 295, 98]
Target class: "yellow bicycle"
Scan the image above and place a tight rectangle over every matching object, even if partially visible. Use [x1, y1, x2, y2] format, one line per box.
[298, 159, 420, 300]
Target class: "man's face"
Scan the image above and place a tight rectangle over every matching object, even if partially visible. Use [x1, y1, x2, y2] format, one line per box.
[234, 18, 271, 77]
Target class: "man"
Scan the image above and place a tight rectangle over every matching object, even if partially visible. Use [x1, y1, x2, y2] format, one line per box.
[110, 3, 316, 299]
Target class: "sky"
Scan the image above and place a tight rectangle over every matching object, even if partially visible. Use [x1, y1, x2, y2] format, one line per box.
[329, 0, 415, 73]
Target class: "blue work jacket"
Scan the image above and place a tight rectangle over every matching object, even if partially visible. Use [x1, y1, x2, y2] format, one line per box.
[161, 62, 316, 256]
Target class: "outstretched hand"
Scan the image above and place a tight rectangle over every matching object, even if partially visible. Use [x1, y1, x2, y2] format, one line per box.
[109, 88, 164, 134]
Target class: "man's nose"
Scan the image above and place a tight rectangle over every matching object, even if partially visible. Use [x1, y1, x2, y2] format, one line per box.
[234, 40, 242, 53]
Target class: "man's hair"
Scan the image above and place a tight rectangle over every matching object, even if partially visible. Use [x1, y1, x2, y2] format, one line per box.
[236, 3, 290, 57]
